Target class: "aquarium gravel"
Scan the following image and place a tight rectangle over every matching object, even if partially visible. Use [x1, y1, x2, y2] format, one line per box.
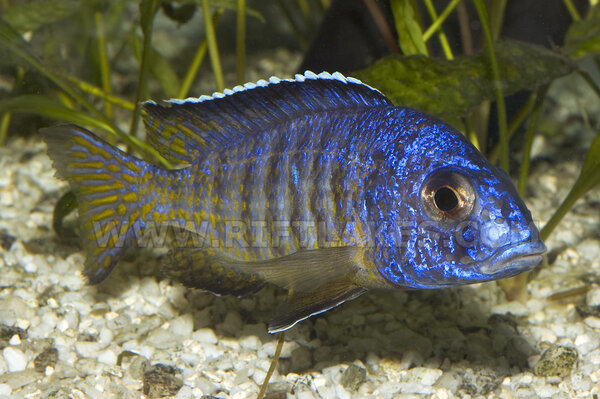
[1, 68, 600, 398]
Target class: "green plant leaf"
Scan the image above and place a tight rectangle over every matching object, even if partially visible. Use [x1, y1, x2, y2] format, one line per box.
[564, 4, 600, 58]
[0, 94, 114, 133]
[354, 40, 574, 122]
[140, 0, 161, 35]
[2, 0, 82, 34]
[390, 0, 428, 56]
[129, 31, 181, 99]
[541, 130, 600, 240]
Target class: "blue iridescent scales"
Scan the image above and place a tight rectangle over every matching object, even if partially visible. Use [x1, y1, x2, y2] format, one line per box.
[43, 71, 546, 333]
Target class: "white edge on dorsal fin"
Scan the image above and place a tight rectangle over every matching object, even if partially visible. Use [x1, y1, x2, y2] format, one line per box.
[159, 70, 381, 106]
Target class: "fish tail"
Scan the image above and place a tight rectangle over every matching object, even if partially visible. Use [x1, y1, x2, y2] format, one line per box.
[42, 124, 146, 284]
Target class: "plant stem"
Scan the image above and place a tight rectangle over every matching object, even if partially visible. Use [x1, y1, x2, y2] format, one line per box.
[236, 0, 246, 84]
[179, 10, 224, 98]
[0, 112, 10, 146]
[463, 115, 480, 150]
[257, 332, 285, 399]
[577, 69, 600, 100]
[457, 0, 473, 55]
[130, 0, 159, 139]
[489, 90, 538, 163]
[62, 74, 135, 110]
[422, 0, 456, 59]
[297, 0, 313, 31]
[365, 0, 399, 54]
[180, 40, 208, 98]
[422, 0, 461, 42]
[203, 0, 224, 92]
[489, 0, 507, 41]
[562, 0, 581, 21]
[540, 187, 582, 242]
[473, 0, 509, 173]
[518, 88, 546, 196]
[95, 11, 113, 119]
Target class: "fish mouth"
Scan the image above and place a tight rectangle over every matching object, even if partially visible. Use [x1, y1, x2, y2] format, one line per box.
[478, 240, 546, 276]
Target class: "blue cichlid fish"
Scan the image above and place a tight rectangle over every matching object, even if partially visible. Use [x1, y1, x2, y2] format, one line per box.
[43, 71, 546, 333]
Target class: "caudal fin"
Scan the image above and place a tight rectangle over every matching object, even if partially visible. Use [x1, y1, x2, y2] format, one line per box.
[42, 124, 146, 284]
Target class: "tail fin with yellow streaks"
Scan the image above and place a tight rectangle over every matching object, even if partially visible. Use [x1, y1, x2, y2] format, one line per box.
[42, 124, 147, 284]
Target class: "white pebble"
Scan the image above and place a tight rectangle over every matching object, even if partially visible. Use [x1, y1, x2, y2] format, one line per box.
[18, 254, 40, 273]
[0, 297, 35, 325]
[174, 385, 194, 398]
[239, 335, 260, 351]
[8, 335, 21, 346]
[575, 333, 599, 355]
[584, 317, 600, 329]
[576, 239, 600, 265]
[404, 367, 443, 386]
[0, 383, 11, 395]
[296, 389, 317, 399]
[145, 327, 178, 349]
[252, 369, 266, 386]
[3, 347, 27, 372]
[202, 344, 225, 360]
[169, 314, 194, 338]
[570, 373, 593, 391]
[97, 349, 117, 366]
[193, 328, 218, 344]
[98, 327, 114, 346]
[75, 341, 101, 358]
[586, 287, 600, 307]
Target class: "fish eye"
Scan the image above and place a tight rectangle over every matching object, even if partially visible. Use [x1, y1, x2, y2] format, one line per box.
[420, 169, 475, 222]
[434, 186, 459, 211]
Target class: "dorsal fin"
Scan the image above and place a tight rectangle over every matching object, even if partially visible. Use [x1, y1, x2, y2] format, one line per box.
[141, 71, 391, 164]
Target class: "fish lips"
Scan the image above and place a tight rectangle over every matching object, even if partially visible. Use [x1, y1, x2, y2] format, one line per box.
[478, 240, 547, 277]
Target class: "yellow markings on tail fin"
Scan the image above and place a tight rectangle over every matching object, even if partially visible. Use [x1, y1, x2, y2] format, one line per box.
[80, 182, 126, 194]
[42, 124, 148, 285]
[70, 151, 88, 159]
[93, 208, 116, 222]
[72, 173, 113, 182]
[121, 173, 138, 184]
[90, 195, 119, 206]
[123, 192, 138, 202]
[67, 161, 105, 169]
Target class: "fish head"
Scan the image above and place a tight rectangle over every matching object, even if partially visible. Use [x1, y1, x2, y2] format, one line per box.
[369, 111, 546, 289]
